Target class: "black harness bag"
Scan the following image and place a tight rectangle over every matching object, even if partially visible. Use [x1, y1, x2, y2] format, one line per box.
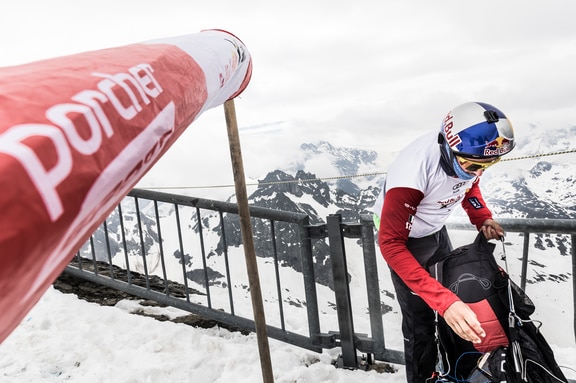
[427, 233, 568, 383]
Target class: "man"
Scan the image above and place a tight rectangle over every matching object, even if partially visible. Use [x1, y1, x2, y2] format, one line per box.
[372, 101, 515, 382]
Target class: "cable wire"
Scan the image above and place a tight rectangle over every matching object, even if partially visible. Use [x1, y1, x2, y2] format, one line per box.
[139, 148, 576, 191]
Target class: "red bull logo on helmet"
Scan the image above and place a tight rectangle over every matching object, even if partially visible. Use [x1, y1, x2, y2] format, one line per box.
[442, 111, 461, 148]
[484, 137, 512, 156]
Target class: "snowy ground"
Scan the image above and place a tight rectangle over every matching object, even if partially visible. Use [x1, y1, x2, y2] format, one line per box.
[0, 286, 406, 383]
[0, 284, 574, 383]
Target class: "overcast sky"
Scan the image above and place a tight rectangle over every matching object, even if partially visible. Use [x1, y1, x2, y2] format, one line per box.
[2, 0, 575, 196]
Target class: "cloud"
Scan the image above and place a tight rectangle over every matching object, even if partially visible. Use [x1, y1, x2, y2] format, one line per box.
[2, 0, 575, 193]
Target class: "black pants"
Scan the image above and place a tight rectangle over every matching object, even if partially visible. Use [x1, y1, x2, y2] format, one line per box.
[389, 227, 453, 383]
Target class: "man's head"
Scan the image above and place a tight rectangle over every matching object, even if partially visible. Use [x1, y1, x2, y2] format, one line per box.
[438, 102, 515, 179]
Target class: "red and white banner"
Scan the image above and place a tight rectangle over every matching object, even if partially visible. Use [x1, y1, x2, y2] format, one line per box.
[0, 29, 252, 343]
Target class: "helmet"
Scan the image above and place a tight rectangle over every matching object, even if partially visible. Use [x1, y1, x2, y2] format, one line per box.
[438, 101, 515, 159]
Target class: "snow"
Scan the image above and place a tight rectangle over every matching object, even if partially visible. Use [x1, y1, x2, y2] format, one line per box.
[1, 232, 575, 382]
[0, 286, 404, 383]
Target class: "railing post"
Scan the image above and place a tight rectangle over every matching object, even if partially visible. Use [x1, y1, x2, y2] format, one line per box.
[326, 214, 358, 368]
[521, 232, 530, 291]
[360, 215, 386, 357]
[298, 217, 322, 346]
[572, 234, 576, 344]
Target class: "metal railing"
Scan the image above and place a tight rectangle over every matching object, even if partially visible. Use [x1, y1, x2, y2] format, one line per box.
[65, 188, 575, 376]
[67, 188, 323, 353]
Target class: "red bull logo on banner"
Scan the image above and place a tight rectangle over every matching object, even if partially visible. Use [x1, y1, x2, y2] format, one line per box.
[484, 137, 512, 156]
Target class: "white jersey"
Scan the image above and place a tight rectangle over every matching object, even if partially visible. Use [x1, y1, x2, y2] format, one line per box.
[373, 131, 477, 238]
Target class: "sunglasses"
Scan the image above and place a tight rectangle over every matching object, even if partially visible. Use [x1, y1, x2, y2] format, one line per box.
[456, 155, 501, 172]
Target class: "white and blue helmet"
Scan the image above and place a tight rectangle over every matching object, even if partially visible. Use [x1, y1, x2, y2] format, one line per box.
[439, 101, 515, 159]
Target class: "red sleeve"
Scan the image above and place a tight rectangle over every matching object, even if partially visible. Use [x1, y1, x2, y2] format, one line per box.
[378, 187, 460, 316]
[461, 178, 493, 230]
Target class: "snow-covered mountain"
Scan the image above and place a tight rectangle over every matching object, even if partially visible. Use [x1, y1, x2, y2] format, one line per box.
[234, 126, 576, 258]
[480, 125, 576, 220]
[83, 126, 576, 283]
[243, 126, 576, 222]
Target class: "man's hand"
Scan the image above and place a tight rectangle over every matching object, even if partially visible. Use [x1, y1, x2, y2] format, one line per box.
[480, 219, 504, 240]
[443, 301, 486, 344]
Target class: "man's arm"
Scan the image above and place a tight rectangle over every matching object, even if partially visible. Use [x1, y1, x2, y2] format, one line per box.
[377, 187, 460, 316]
[461, 178, 492, 228]
[462, 178, 504, 239]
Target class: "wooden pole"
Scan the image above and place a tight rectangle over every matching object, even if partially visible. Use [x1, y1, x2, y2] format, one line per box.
[223, 99, 275, 383]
